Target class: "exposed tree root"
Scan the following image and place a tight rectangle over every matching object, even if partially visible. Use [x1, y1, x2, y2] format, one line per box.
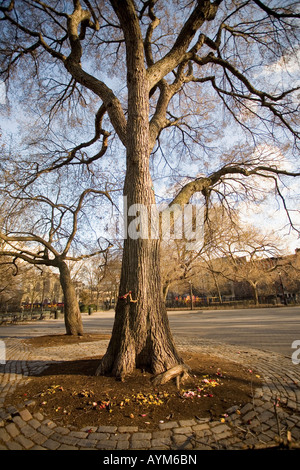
[152, 364, 191, 388]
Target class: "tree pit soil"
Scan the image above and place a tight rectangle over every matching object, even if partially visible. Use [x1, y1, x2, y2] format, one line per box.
[7, 334, 262, 431]
[24, 333, 111, 347]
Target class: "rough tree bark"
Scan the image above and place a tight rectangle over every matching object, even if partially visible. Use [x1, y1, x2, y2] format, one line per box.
[58, 260, 83, 336]
[96, 0, 183, 378]
[96, 218, 183, 379]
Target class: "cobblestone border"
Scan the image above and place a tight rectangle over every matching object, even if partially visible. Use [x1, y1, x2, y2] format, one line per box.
[1, 337, 300, 450]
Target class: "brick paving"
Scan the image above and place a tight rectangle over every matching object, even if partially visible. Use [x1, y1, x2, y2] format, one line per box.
[1, 334, 300, 450]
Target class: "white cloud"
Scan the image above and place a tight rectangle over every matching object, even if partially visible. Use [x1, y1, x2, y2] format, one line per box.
[269, 52, 300, 75]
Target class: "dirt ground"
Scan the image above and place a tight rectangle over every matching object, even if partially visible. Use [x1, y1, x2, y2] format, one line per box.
[6, 334, 262, 431]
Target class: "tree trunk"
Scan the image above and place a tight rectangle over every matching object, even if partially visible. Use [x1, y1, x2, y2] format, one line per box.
[58, 260, 83, 336]
[96, 0, 183, 378]
[163, 283, 170, 303]
[212, 271, 223, 303]
[250, 281, 259, 306]
[96, 136, 183, 377]
[97, 235, 183, 379]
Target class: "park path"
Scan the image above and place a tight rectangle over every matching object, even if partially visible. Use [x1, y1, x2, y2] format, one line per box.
[0, 333, 300, 450]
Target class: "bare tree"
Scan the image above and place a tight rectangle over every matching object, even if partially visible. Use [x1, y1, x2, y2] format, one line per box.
[0, 177, 112, 335]
[0, 1, 299, 379]
[203, 218, 284, 304]
[160, 239, 206, 301]
[162, 205, 286, 305]
[78, 246, 121, 309]
[270, 249, 300, 303]
[0, 254, 25, 312]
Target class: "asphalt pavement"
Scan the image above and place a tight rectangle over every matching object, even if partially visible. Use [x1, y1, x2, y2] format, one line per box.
[1, 306, 299, 358]
[168, 306, 300, 358]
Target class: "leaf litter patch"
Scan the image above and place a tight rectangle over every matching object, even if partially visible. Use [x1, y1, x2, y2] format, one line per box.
[6, 351, 261, 431]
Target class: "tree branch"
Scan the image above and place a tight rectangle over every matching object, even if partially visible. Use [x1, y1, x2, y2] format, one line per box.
[190, 54, 300, 140]
[253, 0, 300, 19]
[0, 231, 60, 259]
[61, 188, 112, 257]
[146, 0, 221, 90]
[171, 164, 300, 207]
[1, 0, 127, 146]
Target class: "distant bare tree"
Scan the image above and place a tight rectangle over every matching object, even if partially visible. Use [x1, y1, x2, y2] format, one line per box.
[0, 179, 112, 335]
[204, 220, 284, 304]
[0, 255, 24, 312]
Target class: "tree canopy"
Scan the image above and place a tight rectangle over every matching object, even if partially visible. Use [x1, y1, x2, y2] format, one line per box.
[1, 1, 299, 182]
